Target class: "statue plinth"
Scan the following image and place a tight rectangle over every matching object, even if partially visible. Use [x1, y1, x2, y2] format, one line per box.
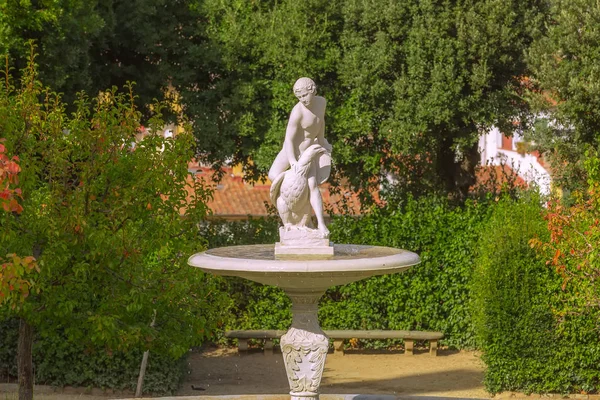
[275, 227, 334, 256]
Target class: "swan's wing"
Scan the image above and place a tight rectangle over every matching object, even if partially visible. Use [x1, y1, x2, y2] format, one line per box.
[270, 171, 286, 206]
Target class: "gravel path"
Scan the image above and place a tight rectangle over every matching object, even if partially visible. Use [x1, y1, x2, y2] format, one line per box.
[1, 346, 491, 399]
[177, 346, 489, 398]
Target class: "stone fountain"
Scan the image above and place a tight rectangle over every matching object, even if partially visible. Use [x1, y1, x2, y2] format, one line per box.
[188, 78, 420, 400]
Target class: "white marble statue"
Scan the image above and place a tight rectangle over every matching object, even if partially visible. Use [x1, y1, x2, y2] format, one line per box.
[269, 78, 332, 244]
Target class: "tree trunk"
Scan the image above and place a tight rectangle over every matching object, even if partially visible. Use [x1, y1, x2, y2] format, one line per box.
[18, 318, 34, 400]
[135, 350, 150, 397]
[135, 310, 156, 397]
[437, 133, 480, 201]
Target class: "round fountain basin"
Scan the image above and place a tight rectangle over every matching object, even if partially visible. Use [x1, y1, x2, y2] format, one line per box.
[188, 244, 420, 292]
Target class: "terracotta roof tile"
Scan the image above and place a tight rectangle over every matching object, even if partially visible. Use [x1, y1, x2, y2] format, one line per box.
[185, 161, 367, 219]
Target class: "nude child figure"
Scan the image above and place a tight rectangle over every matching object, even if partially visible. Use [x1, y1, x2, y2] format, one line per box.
[268, 77, 332, 237]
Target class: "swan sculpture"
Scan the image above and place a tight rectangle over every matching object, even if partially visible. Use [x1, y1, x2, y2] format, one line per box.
[270, 144, 327, 231]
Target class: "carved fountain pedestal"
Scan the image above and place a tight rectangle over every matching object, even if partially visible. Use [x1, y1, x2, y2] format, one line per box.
[280, 289, 329, 399]
[188, 244, 420, 400]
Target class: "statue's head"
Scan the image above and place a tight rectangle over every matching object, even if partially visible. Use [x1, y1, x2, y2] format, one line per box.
[293, 77, 317, 94]
[293, 77, 317, 107]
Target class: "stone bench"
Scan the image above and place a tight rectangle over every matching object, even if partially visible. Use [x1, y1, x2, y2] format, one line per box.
[225, 329, 444, 356]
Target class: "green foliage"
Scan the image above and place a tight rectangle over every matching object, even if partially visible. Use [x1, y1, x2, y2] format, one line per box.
[201, 218, 292, 332]
[201, 216, 280, 248]
[0, 0, 105, 99]
[212, 196, 493, 349]
[0, 0, 206, 117]
[526, 0, 600, 193]
[473, 194, 600, 394]
[1, 0, 547, 198]
[528, 0, 600, 143]
[320, 195, 491, 348]
[0, 319, 184, 394]
[337, 0, 545, 197]
[193, 0, 547, 198]
[472, 195, 559, 393]
[0, 318, 18, 379]
[0, 55, 230, 381]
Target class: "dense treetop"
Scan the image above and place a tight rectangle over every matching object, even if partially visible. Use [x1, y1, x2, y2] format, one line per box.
[526, 0, 600, 193]
[0, 0, 553, 199]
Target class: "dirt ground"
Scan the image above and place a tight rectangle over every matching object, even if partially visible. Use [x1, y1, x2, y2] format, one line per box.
[177, 346, 489, 398]
[0, 346, 491, 399]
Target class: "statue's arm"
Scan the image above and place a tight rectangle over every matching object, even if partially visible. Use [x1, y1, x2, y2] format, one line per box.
[284, 108, 301, 166]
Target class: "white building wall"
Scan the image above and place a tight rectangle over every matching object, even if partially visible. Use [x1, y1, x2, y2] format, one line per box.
[479, 127, 552, 195]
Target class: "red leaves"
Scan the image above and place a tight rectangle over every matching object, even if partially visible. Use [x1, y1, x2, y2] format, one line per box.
[539, 184, 600, 309]
[553, 249, 562, 265]
[6, 160, 20, 175]
[0, 143, 23, 214]
[2, 198, 23, 214]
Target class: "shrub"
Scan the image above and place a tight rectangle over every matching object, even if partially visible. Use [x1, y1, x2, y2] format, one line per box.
[0, 54, 230, 397]
[471, 194, 590, 394]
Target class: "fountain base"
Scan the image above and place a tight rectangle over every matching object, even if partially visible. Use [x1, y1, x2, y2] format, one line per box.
[188, 244, 420, 399]
[280, 291, 329, 400]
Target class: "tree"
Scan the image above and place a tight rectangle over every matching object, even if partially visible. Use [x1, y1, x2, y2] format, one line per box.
[0, 0, 275, 179]
[0, 124, 39, 400]
[1, 0, 547, 200]
[526, 0, 600, 193]
[335, 0, 548, 198]
[188, 0, 547, 199]
[0, 55, 229, 399]
[0, 0, 214, 119]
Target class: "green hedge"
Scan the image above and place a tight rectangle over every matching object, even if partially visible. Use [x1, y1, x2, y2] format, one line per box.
[472, 195, 557, 393]
[472, 195, 600, 394]
[0, 319, 185, 395]
[321, 196, 490, 348]
[204, 194, 600, 394]
[209, 196, 492, 349]
[201, 217, 293, 334]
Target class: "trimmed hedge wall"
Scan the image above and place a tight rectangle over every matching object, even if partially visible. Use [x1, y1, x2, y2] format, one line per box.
[472, 195, 600, 394]
[211, 195, 492, 349]
[472, 195, 558, 393]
